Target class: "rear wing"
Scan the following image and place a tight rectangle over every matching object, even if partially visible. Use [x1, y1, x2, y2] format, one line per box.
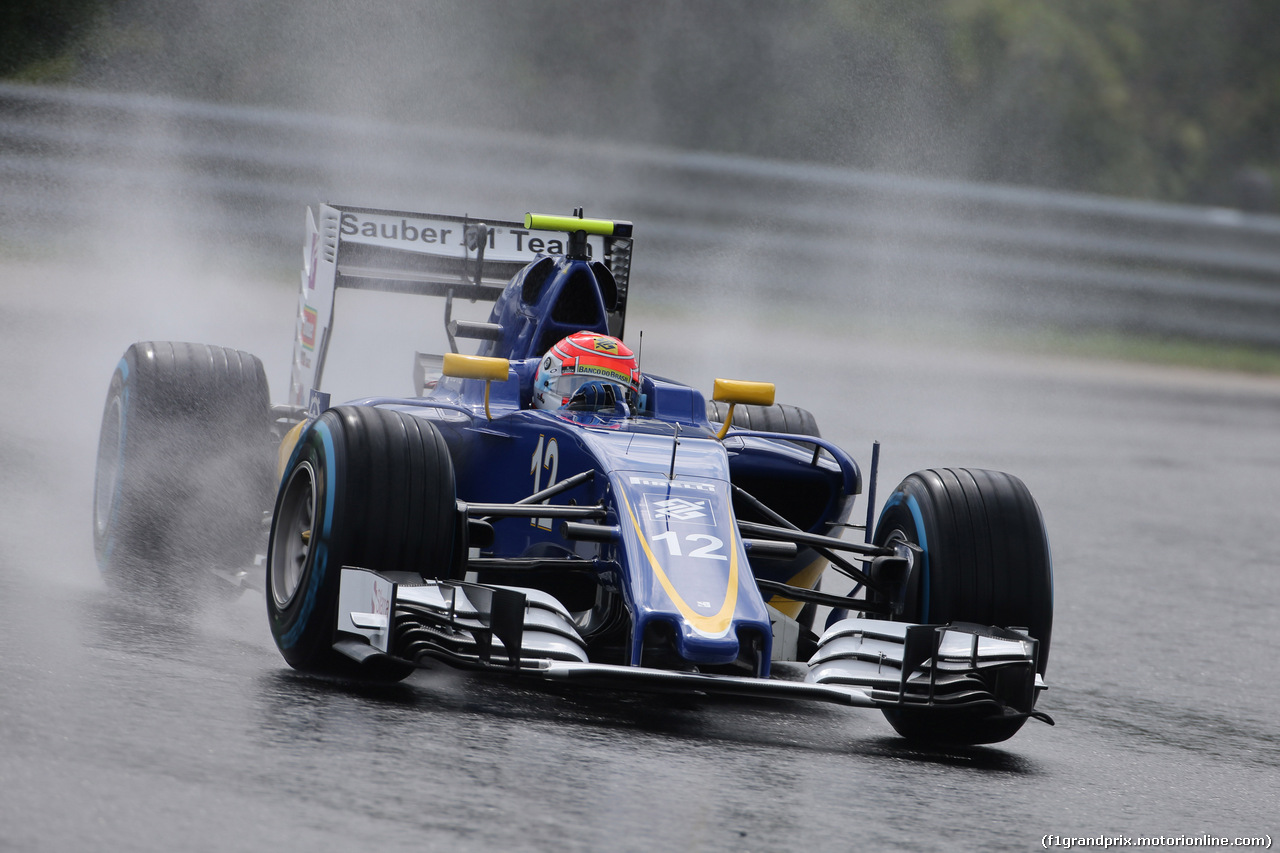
[289, 204, 634, 406]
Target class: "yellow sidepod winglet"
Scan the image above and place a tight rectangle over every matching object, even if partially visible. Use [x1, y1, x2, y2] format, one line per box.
[712, 378, 776, 440]
[769, 556, 828, 619]
[443, 353, 511, 420]
[277, 420, 308, 481]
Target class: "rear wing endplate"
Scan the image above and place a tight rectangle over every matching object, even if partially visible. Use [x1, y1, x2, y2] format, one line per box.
[289, 203, 634, 406]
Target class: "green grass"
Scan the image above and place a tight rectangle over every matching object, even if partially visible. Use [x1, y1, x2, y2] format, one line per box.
[996, 327, 1280, 376]
[636, 292, 1280, 378]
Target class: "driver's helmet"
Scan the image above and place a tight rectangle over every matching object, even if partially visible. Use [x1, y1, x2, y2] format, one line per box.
[533, 331, 640, 410]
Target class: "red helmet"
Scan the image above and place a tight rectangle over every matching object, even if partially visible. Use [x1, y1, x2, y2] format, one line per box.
[533, 331, 640, 410]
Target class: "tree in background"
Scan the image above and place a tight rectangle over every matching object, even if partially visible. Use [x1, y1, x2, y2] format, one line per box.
[0, 0, 111, 79]
[2, 0, 1277, 209]
[938, 0, 1280, 206]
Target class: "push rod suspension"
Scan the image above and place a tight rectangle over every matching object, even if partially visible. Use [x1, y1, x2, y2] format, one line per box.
[755, 579, 893, 616]
[730, 484, 892, 595]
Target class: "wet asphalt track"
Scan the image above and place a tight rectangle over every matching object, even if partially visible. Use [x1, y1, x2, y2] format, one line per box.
[1, 254, 1277, 852]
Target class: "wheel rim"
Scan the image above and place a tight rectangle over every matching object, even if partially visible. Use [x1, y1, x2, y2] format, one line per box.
[271, 461, 317, 609]
[94, 395, 123, 539]
[875, 527, 918, 618]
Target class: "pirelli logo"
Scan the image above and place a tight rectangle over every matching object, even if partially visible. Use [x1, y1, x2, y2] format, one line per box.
[628, 476, 716, 493]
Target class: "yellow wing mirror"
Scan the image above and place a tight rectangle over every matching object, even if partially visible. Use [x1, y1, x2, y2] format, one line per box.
[443, 353, 511, 420]
[712, 378, 775, 439]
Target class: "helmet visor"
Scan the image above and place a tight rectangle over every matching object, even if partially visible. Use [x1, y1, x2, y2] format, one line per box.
[553, 371, 638, 403]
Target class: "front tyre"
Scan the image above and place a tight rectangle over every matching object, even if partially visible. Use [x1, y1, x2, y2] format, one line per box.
[266, 406, 457, 678]
[872, 468, 1053, 745]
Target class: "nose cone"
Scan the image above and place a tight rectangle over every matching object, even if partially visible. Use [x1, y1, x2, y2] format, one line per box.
[634, 612, 745, 667]
[673, 620, 741, 664]
[599, 441, 776, 673]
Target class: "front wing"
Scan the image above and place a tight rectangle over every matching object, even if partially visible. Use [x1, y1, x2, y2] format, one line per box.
[333, 568, 1049, 721]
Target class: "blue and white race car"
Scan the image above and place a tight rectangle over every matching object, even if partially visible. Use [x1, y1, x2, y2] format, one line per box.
[93, 206, 1054, 745]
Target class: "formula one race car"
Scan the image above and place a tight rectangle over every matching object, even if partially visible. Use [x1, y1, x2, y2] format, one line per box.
[93, 205, 1054, 745]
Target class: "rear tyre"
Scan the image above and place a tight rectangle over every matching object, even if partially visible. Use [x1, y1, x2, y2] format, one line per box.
[706, 401, 820, 437]
[266, 406, 457, 678]
[871, 468, 1052, 745]
[93, 342, 274, 596]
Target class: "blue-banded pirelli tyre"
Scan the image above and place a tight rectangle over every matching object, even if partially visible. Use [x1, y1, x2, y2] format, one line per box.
[93, 342, 275, 596]
[871, 468, 1053, 745]
[266, 406, 458, 678]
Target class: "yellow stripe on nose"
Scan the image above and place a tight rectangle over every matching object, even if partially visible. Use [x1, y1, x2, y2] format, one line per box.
[621, 492, 738, 638]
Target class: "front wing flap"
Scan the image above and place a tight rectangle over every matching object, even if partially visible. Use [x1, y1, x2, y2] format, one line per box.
[334, 568, 590, 671]
[807, 617, 1049, 719]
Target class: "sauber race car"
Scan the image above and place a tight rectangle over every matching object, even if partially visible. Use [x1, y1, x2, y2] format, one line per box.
[93, 206, 1054, 745]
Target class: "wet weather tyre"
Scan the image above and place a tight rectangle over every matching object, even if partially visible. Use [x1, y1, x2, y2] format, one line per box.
[93, 342, 275, 595]
[266, 406, 457, 678]
[871, 468, 1053, 745]
[706, 401, 820, 437]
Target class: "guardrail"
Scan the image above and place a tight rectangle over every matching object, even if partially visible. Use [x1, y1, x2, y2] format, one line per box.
[3, 82, 1280, 347]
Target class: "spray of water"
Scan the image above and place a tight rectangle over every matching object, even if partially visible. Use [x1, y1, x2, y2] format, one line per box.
[0, 2, 1069, 597]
